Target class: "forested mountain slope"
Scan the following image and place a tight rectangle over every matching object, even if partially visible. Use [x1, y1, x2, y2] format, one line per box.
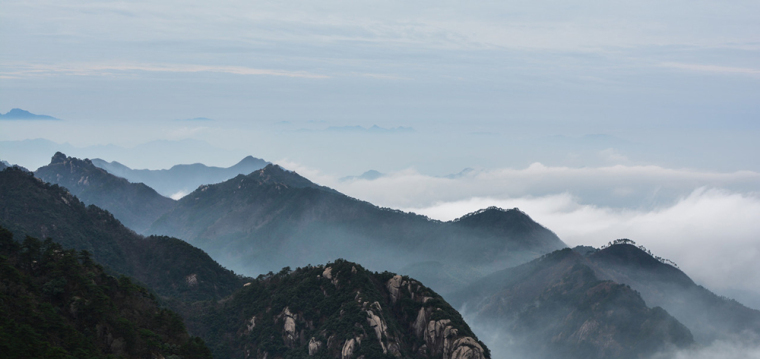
[0, 167, 244, 302]
[0, 227, 212, 359]
[181, 259, 490, 359]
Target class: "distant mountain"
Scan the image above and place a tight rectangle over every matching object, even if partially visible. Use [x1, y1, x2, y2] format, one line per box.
[0, 161, 7, 170]
[450, 248, 694, 359]
[339, 169, 385, 182]
[91, 155, 269, 198]
[586, 241, 760, 343]
[0, 108, 60, 120]
[0, 227, 212, 358]
[149, 164, 566, 293]
[0, 167, 244, 303]
[35, 152, 176, 233]
[181, 259, 489, 359]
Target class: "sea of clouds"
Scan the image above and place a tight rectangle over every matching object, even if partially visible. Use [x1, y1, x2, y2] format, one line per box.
[277, 161, 760, 306]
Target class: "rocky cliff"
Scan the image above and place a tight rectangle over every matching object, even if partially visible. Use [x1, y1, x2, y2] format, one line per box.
[182, 259, 490, 359]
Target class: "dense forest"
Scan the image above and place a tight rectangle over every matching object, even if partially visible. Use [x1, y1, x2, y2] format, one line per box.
[0, 226, 212, 358]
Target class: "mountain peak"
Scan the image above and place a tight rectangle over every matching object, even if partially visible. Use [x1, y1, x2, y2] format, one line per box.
[51, 151, 68, 165]
[1, 108, 60, 120]
[590, 242, 693, 286]
[451, 206, 566, 252]
[246, 164, 327, 190]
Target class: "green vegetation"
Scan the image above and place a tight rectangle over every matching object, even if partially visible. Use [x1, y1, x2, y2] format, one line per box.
[0, 226, 213, 358]
[0, 167, 245, 304]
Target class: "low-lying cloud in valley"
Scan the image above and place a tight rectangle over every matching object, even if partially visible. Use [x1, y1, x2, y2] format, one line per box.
[301, 162, 760, 307]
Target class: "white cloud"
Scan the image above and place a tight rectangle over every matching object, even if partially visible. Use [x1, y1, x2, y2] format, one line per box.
[0, 63, 329, 79]
[398, 189, 760, 296]
[660, 62, 760, 77]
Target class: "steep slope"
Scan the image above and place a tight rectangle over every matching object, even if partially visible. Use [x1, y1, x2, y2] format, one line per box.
[149, 164, 566, 293]
[449, 249, 694, 359]
[92, 155, 269, 198]
[587, 242, 760, 343]
[0, 227, 212, 359]
[0, 167, 244, 302]
[35, 152, 176, 233]
[182, 259, 490, 359]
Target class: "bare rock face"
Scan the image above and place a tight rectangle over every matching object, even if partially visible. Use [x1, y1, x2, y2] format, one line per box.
[341, 337, 360, 359]
[387, 275, 403, 304]
[308, 337, 322, 356]
[276, 307, 300, 349]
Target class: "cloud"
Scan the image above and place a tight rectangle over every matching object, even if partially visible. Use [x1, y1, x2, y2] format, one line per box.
[0, 63, 329, 79]
[651, 333, 760, 359]
[397, 189, 760, 297]
[660, 62, 760, 77]
[271, 163, 760, 297]
[329, 163, 760, 210]
[166, 126, 208, 140]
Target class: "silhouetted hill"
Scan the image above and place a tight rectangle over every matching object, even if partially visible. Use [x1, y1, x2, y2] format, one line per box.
[450, 248, 694, 359]
[35, 152, 176, 233]
[0, 108, 60, 120]
[452, 206, 564, 253]
[0, 167, 244, 303]
[587, 242, 760, 343]
[181, 259, 489, 359]
[91, 155, 269, 198]
[149, 165, 566, 294]
[0, 227, 212, 359]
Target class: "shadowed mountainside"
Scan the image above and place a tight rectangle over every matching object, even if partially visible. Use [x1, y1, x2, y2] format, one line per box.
[587, 243, 760, 344]
[449, 248, 694, 359]
[35, 152, 176, 233]
[148, 164, 567, 293]
[91, 155, 269, 198]
[0, 167, 243, 303]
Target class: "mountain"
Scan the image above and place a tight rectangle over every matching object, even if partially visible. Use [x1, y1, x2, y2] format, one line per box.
[149, 164, 567, 293]
[585, 241, 760, 344]
[1, 166, 493, 358]
[0, 166, 244, 303]
[0, 161, 6, 170]
[0, 227, 212, 359]
[450, 248, 694, 359]
[339, 169, 385, 182]
[35, 152, 176, 233]
[91, 155, 269, 198]
[0, 108, 60, 120]
[180, 259, 489, 359]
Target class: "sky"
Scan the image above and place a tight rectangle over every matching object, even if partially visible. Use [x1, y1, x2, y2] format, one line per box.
[2, 0, 760, 304]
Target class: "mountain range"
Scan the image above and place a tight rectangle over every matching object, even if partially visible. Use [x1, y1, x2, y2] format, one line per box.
[5, 152, 760, 358]
[147, 164, 567, 291]
[35, 152, 177, 233]
[0, 166, 493, 358]
[91, 155, 269, 198]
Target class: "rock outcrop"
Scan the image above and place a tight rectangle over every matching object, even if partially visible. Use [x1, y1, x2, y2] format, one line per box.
[187, 259, 490, 359]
